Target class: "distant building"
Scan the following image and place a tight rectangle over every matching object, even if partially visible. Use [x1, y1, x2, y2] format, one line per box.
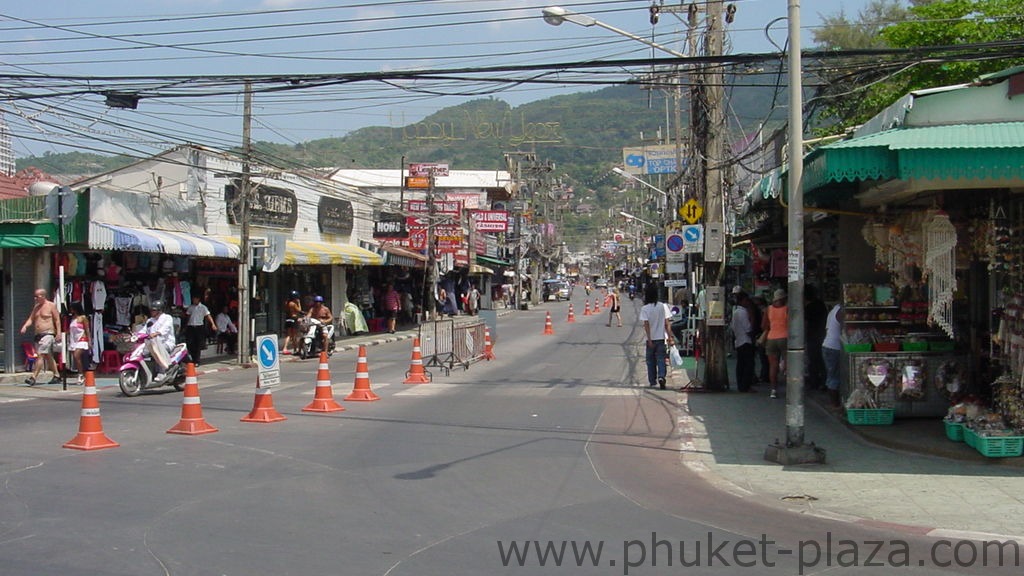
[0, 113, 13, 177]
[574, 203, 594, 216]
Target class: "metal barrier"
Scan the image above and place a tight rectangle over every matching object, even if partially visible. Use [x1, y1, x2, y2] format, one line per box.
[417, 318, 486, 374]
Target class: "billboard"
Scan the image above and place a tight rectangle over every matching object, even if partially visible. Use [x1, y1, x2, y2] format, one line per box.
[621, 144, 686, 175]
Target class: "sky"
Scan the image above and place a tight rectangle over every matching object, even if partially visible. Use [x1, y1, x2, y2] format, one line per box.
[0, 0, 876, 161]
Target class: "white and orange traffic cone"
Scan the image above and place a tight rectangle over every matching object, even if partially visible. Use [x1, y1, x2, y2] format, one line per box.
[63, 370, 119, 451]
[593, 298, 601, 314]
[542, 310, 555, 335]
[583, 300, 591, 316]
[167, 363, 219, 435]
[482, 326, 496, 361]
[345, 345, 380, 401]
[404, 338, 432, 384]
[567, 304, 576, 323]
[303, 351, 345, 412]
[241, 377, 287, 423]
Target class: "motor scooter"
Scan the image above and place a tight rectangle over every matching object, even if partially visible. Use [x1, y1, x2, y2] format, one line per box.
[298, 316, 336, 359]
[118, 330, 189, 396]
[628, 284, 637, 300]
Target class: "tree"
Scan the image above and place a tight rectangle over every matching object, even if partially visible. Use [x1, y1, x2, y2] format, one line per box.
[810, 0, 1024, 133]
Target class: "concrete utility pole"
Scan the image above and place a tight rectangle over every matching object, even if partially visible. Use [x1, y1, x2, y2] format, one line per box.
[237, 82, 252, 365]
[764, 0, 826, 465]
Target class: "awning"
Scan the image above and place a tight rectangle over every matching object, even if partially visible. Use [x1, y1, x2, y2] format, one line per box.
[476, 254, 512, 267]
[470, 264, 494, 275]
[285, 240, 383, 266]
[89, 222, 240, 258]
[0, 234, 49, 248]
[359, 240, 426, 267]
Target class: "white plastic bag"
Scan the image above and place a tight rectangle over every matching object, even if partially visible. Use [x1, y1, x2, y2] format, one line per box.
[669, 345, 684, 369]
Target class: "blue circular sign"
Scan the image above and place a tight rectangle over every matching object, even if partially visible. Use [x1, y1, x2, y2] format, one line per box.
[683, 226, 702, 242]
[257, 337, 278, 369]
[666, 234, 684, 252]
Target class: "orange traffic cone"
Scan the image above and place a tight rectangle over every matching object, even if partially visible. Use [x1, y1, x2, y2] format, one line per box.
[345, 345, 380, 401]
[482, 326, 496, 361]
[593, 298, 601, 314]
[583, 300, 591, 316]
[404, 338, 432, 384]
[167, 363, 219, 435]
[303, 351, 345, 412]
[63, 370, 119, 451]
[543, 310, 555, 335]
[241, 376, 287, 422]
[567, 304, 576, 323]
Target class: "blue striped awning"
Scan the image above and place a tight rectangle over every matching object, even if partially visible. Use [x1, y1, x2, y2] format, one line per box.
[89, 222, 240, 259]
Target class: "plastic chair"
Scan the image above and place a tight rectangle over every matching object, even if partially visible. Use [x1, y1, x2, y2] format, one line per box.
[99, 350, 122, 374]
[22, 342, 37, 372]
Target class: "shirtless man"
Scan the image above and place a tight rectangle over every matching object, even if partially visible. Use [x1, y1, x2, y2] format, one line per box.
[21, 288, 62, 385]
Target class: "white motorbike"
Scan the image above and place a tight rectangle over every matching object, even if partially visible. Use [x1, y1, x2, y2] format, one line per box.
[118, 329, 189, 396]
[298, 316, 336, 360]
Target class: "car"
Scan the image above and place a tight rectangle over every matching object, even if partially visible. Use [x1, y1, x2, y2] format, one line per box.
[594, 278, 608, 289]
[542, 279, 571, 301]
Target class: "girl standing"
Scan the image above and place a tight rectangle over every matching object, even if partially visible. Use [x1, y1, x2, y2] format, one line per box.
[606, 288, 623, 327]
[68, 303, 91, 384]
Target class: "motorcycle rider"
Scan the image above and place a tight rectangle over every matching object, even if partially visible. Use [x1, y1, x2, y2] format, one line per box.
[306, 295, 334, 353]
[147, 300, 176, 382]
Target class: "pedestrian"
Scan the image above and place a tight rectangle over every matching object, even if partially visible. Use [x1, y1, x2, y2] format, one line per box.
[185, 294, 216, 366]
[283, 291, 303, 354]
[20, 287, 62, 385]
[606, 287, 623, 327]
[822, 302, 844, 408]
[761, 288, 789, 399]
[216, 306, 239, 355]
[804, 284, 829, 390]
[466, 284, 480, 316]
[751, 295, 769, 384]
[640, 284, 674, 390]
[68, 302, 91, 384]
[729, 292, 755, 392]
[382, 283, 401, 333]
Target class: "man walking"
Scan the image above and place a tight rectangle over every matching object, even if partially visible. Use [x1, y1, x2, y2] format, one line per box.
[639, 284, 674, 390]
[21, 288, 62, 385]
[185, 294, 217, 366]
[730, 291, 756, 392]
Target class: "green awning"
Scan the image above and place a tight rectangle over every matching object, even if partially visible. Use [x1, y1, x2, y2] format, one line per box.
[476, 254, 512, 267]
[0, 234, 48, 248]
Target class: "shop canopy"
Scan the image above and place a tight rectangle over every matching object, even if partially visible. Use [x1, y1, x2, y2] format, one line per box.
[358, 240, 425, 267]
[89, 222, 240, 258]
[476, 254, 512, 267]
[284, 240, 383, 266]
[0, 234, 49, 248]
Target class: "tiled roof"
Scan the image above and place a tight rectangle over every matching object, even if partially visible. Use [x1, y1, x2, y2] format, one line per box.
[0, 174, 26, 199]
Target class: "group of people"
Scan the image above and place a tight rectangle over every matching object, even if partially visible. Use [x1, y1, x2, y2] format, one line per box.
[729, 285, 842, 406]
[20, 287, 239, 386]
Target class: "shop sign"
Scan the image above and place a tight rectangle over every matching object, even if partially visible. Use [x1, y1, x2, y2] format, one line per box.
[318, 197, 354, 236]
[406, 199, 463, 214]
[373, 212, 407, 239]
[408, 162, 449, 177]
[225, 181, 298, 230]
[470, 210, 509, 232]
[398, 228, 428, 251]
[445, 192, 482, 210]
[405, 176, 430, 189]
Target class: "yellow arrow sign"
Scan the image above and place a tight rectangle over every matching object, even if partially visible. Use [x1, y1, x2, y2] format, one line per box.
[679, 199, 703, 224]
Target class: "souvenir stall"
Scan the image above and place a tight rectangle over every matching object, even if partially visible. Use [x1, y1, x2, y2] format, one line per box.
[841, 209, 970, 419]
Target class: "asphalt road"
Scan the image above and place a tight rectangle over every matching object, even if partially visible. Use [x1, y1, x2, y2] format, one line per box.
[0, 293, 1013, 575]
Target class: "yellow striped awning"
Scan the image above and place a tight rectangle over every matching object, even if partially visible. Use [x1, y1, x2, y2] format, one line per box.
[284, 240, 384, 266]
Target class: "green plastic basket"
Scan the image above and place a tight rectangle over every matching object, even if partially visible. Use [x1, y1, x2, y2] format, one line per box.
[929, 341, 955, 352]
[973, 434, 1024, 458]
[846, 408, 895, 425]
[844, 343, 872, 353]
[944, 420, 964, 442]
[901, 341, 928, 352]
[963, 427, 978, 449]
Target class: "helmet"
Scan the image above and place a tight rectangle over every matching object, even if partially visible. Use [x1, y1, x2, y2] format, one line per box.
[314, 295, 324, 303]
[289, 290, 300, 299]
[151, 299, 165, 312]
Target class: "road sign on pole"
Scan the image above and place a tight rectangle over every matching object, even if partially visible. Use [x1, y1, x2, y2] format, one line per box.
[679, 198, 703, 224]
[256, 335, 280, 387]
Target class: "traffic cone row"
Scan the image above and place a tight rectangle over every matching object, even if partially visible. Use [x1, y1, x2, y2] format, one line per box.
[63, 370, 119, 451]
[303, 351, 345, 412]
[404, 337, 432, 383]
[168, 363, 219, 434]
[567, 304, 576, 323]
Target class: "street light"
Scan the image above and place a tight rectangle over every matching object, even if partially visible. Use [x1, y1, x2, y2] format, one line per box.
[619, 211, 657, 229]
[612, 167, 669, 200]
[542, 7, 687, 59]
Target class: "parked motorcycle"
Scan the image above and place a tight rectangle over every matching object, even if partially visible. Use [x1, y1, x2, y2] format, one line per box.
[298, 316, 336, 359]
[118, 330, 189, 396]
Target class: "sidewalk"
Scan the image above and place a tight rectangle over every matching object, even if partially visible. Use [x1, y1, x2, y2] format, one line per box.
[677, 372, 1024, 540]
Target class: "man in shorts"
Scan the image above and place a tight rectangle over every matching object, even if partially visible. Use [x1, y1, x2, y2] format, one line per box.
[21, 288, 62, 385]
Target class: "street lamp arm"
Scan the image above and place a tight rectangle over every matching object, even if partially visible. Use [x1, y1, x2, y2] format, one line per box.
[619, 211, 657, 229]
[542, 6, 687, 59]
[612, 167, 668, 198]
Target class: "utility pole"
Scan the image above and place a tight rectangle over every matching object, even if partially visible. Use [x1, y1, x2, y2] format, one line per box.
[237, 82, 252, 364]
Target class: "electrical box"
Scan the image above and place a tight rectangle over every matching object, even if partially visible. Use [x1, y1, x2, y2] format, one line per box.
[704, 223, 723, 262]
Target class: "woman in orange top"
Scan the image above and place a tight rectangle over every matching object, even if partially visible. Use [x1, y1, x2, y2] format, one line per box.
[761, 289, 788, 399]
